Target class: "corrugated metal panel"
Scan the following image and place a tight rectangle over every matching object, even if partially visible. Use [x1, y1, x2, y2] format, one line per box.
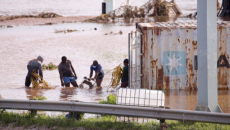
[132, 22, 230, 90]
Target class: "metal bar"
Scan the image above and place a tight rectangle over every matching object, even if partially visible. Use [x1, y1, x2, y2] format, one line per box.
[197, 0, 222, 113]
[0, 99, 230, 124]
[140, 32, 143, 89]
[128, 33, 131, 88]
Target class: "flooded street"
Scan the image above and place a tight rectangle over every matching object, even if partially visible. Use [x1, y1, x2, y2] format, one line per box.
[0, 0, 214, 16]
[0, 0, 230, 117]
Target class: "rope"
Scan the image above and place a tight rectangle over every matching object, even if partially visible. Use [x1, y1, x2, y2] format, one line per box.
[30, 70, 54, 89]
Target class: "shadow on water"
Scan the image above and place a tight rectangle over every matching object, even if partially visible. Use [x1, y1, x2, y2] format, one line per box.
[60, 87, 77, 101]
[25, 87, 47, 99]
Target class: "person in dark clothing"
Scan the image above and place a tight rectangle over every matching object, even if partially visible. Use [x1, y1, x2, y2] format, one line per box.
[58, 56, 78, 87]
[121, 59, 129, 88]
[25, 56, 44, 87]
[89, 60, 104, 87]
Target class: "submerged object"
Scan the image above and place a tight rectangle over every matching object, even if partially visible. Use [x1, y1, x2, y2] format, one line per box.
[79, 77, 94, 88]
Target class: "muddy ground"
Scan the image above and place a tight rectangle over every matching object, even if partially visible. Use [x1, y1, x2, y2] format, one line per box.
[0, 16, 95, 26]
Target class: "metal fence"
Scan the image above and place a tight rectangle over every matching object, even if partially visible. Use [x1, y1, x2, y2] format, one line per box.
[1, 99, 230, 124]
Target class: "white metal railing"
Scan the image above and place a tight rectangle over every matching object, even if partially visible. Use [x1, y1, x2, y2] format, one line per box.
[0, 99, 230, 124]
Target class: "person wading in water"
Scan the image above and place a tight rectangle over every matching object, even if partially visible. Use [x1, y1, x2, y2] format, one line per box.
[58, 56, 79, 87]
[25, 56, 44, 88]
[120, 59, 129, 88]
[89, 60, 104, 87]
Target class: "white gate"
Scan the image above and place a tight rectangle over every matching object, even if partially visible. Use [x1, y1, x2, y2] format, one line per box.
[129, 31, 142, 89]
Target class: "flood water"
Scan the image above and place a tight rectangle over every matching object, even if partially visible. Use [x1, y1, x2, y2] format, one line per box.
[0, 0, 211, 16]
[0, 0, 230, 116]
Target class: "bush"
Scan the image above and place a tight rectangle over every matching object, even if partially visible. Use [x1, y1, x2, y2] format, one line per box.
[99, 94, 117, 104]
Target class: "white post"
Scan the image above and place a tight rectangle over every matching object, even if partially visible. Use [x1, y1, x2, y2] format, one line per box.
[127, 0, 131, 5]
[104, 0, 115, 13]
[196, 0, 222, 112]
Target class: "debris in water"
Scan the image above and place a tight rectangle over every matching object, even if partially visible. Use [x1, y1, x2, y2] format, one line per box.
[38, 22, 57, 25]
[187, 0, 219, 18]
[0, 12, 61, 22]
[85, 0, 181, 22]
[67, 29, 77, 33]
[6, 25, 13, 28]
[42, 62, 58, 70]
[104, 31, 123, 35]
[31, 72, 54, 89]
[119, 30, 123, 35]
[0, 25, 13, 28]
[55, 29, 78, 34]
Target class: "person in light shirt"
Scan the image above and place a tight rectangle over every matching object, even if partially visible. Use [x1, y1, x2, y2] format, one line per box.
[89, 60, 104, 87]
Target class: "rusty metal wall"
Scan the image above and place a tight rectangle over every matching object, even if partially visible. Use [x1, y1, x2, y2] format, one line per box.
[134, 22, 230, 90]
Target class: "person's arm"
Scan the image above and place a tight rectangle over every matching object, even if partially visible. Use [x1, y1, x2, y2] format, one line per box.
[94, 71, 100, 79]
[59, 70, 64, 87]
[89, 70, 93, 79]
[70, 64, 77, 79]
[38, 64, 43, 78]
[89, 65, 93, 79]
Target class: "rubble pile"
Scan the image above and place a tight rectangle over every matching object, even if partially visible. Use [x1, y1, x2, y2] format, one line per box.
[85, 0, 181, 22]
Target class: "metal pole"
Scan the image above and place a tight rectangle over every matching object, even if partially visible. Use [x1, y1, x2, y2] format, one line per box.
[196, 0, 222, 113]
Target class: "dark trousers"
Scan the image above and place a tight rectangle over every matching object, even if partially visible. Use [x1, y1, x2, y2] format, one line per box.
[121, 80, 129, 88]
[25, 71, 31, 87]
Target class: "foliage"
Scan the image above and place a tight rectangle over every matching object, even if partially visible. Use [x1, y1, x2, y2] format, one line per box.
[1, 111, 230, 130]
[31, 96, 47, 100]
[42, 62, 57, 70]
[99, 94, 117, 104]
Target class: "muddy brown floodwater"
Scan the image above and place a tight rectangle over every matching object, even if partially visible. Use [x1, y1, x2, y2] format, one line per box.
[165, 90, 230, 113]
[0, 16, 230, 118]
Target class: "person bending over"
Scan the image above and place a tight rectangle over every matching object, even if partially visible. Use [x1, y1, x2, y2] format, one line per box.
[58, 56, 78, 87]
[121, 59, 129, 88]
[25, 56, 44, 88]
[89, 60, 104, 87]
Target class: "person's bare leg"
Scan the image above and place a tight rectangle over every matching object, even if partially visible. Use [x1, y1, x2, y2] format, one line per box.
[71, 82, 79, 87]
[65, 83, 70, 87]
[96, 79, 103, 86]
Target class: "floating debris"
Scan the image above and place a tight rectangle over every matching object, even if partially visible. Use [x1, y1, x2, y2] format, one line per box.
[0, 12, 62, 22]
[188, 0, 219, 18]
[7, 25, 13, 28]
[0, 25, 13, 28]
[55, 29, 78, 34]
[38, 22, 57, 26]
[42, 62, 58, 70]
[66, 29, 77, 33]
[85, 0, 181, 22]
[37, 12, 61, 18]
[104, 30, 123, 35]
